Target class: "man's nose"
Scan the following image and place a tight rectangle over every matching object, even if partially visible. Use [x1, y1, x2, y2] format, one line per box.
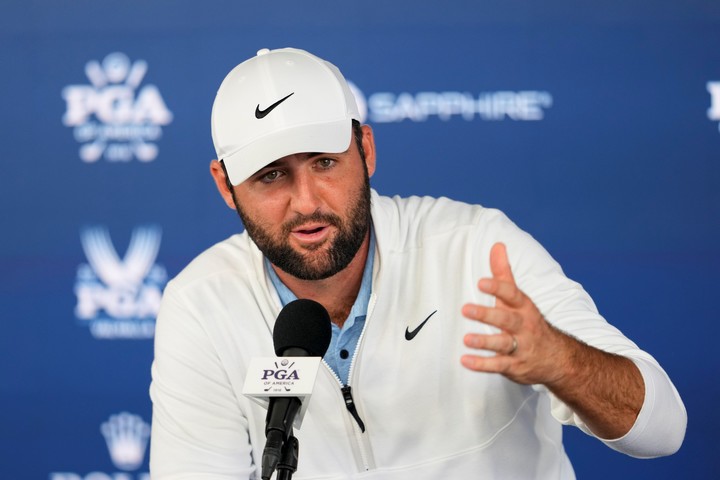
[289, 170, 322, 215]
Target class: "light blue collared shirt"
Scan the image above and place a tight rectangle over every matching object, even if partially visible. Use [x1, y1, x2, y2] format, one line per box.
[266, 229, 375, 386]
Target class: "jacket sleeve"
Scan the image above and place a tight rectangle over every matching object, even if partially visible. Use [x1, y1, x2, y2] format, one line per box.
[493, 213, 687, 458]
[149, 283, 257, 479]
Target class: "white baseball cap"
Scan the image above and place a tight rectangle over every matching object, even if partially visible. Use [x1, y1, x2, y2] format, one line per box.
[211, 48, 361, 186]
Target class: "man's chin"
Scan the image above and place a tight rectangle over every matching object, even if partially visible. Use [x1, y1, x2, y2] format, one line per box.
[292, 258, 338, 281]
[293, 242, 327, 253]
[268, 250, 336, 281]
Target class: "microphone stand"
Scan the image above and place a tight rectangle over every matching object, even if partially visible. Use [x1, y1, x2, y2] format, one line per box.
[262, 396, 301, 479]
[275, 432, 299, 480]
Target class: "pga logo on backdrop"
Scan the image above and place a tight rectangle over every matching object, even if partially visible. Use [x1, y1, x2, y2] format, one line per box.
[50, 412, 150, 480]
[62, 52, 173, 163]
[74, 225, 167, 340]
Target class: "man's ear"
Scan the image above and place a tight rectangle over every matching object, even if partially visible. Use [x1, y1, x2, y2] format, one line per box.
[209, 160, 238, 210]
[361, 125, 377, 178]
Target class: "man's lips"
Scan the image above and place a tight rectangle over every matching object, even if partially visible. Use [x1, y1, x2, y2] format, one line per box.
[290, 223, 331, 243]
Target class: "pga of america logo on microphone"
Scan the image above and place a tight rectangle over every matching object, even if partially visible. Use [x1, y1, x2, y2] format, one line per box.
[243, 356, 323, 429]
[245, 357, 321, 395]
[262, 358, 301, 384]
[62, 52, 173, 163]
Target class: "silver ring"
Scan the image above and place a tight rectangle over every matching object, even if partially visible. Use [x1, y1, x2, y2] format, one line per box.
[508, 336, 518, 355]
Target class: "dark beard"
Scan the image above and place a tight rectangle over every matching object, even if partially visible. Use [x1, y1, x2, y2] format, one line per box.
[233, 175, 372, 281]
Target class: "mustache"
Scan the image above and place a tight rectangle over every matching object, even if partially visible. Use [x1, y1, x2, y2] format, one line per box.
[282, 211, 342, 234]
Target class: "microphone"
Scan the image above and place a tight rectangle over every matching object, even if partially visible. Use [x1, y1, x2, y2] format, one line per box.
[261, 299, 332, 480]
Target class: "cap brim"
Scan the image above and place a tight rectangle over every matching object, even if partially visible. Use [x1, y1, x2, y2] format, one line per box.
[222, 118, 353, 186]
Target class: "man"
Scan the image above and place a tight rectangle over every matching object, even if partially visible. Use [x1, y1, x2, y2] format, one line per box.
[150, 47, 686, 479]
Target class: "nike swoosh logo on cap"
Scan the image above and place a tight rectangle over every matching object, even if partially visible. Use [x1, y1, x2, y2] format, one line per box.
[405, 310, 437, 341]
[255, 92, 295, 119]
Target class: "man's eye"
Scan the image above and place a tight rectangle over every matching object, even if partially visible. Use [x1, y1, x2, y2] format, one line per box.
[316, 158, 335, 169]
[261, 170, 282, 183]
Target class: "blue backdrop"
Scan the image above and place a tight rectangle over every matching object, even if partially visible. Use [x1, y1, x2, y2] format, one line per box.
[1, 1, 718, 478]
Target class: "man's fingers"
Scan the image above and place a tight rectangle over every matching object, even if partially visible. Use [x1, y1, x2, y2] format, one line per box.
[462, 304, 523, 332]
[464, 332, 518, 355]
[478, 278, 525, 308]
[461, 354, 512, 373]
[489, 242, 515, 283]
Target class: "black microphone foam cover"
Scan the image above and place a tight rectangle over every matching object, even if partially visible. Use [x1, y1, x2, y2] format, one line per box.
[273, 299, 332, 358]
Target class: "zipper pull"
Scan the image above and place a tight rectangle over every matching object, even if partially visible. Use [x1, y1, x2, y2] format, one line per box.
[341, 386, 366, 433]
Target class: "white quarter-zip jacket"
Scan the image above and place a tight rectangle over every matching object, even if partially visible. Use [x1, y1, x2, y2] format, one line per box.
[150, 191, 686, 479]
